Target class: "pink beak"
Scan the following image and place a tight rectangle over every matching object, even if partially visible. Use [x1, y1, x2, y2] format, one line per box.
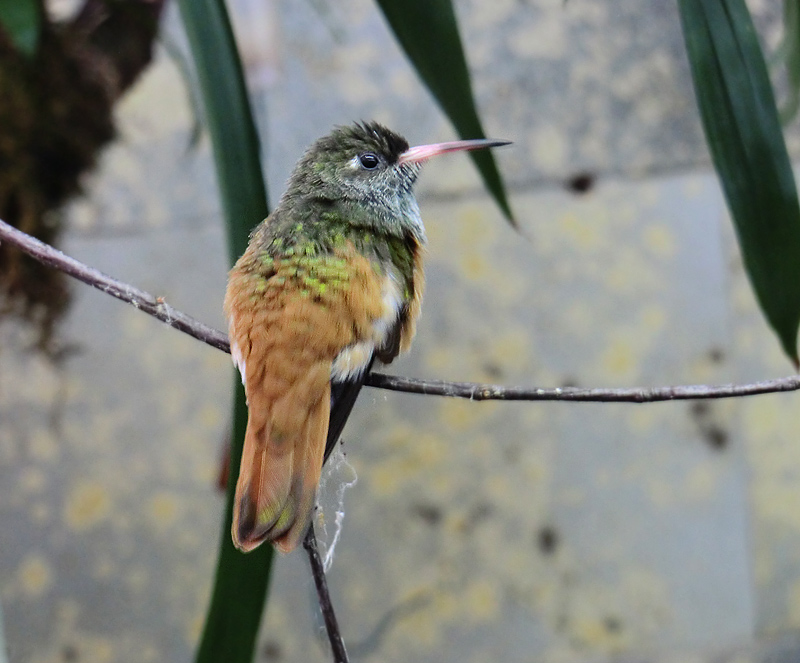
[398, 138, 511, 164]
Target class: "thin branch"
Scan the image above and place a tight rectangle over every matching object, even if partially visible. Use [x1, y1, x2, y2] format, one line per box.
[1, 216, 798, 403]
[366, 372, 800, 402]
[0, 217, 229, 353]
[303, 526, 349, 663]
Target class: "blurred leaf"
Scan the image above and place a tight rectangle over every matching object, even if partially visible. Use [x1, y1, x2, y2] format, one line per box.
[155, 35, 205, 153]
[195, 381, 271, 663]
[0, 0, 41, 56]
[178, 0, 268, 262]
[375, 0, 514, 223]
[774, 0, 800, 123]
[679, 0, 800, 366]
[176, 1, 272, 662]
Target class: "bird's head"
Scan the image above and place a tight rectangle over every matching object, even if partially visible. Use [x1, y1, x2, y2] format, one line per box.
[278, 121, 510, 237]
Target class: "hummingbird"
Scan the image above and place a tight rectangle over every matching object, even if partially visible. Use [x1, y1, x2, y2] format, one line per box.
[224, 121, 509, 553]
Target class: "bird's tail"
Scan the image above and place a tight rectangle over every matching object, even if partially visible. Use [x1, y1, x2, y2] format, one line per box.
[232, 381, 331, 553]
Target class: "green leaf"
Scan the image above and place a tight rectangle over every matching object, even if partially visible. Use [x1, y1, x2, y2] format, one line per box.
[374, 0, 514, 223]
[194, 381, 273, 663]
[176, 1, 272, 662]
[776, 0, 800, 123]
[679, 0, 800, 366]
[177, 0, 268, 263]
[0, 0, 41, 56]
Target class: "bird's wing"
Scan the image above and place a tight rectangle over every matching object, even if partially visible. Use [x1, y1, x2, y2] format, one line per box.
[225, 244, 385, 552]
[325, 234, 425, 460]
[325, 354, 375, 462]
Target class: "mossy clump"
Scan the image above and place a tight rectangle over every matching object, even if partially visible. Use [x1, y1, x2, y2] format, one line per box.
[0, 0, 162, 354]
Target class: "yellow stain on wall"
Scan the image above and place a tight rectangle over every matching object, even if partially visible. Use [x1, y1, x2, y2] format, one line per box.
[752, 482, 800, 532]
[558, 486, 587, 506]
[149, 492, 179, 530]
[65, 480, 112, 531]
[484, 474, 516, 504]
[628, 407, 659, 433]
[28, 429, 59, 462]
[458, 207, 496, 246]
[30, 502, 50, 524]
[787, 578, 800, 628]
[731, 274, 758, 315]
[464, 579, 500, 621]
[18, 466, 46, 494]
[562, 300, 594, 340]
[643, 224, 675, 259]
[600, 338, 636, 378]
[91, 553, 116, 580]
[398, 594, 449, 647]
[460, 253, 489, 281]
[641, 305, 666, 332]
[439, 398, 497, 432]
[509, 13, 566, 59]
[560, 212, 601, 251]
[604, 247, 659, 295]
[685, 464, 717, 502]
[27, 600, 121, 663]
[454, 208, 499, 283]
[571, 616, 629, 651]
[409, 432, 449, 468]
[396, 580, 500, 650]
[186, 613, 205, 647]
[18, 553, 53, 597]
[530, 126, 567, 171]
[369, 432, 448, 497]
[489, 328, 531, 369]
[65, 638, 114, 663]
[125, 565, 150, 594]
[743, 393, 800, 625]
[424, 346, 462, 374]
[683, 178, 705, 198]
[648, 477, 675, 508]
[743, 397, 782, 440]
[199, 403, 223, 429]
[753, 544, 774, 586]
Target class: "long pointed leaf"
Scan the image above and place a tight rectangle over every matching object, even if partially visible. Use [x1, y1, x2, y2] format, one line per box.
[777, 0, 800, 123]
[176, 1, 273, 662]
[679, 0, 800, 366]
[0, 0, 40, 55]
[195, 381, 272, 663]
[374, 0, 514, 223]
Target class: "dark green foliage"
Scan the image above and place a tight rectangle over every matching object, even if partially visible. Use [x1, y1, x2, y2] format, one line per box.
[176, 2, 273, 662]
[0, 0, 40, 56]
[774, 0, 800, 123]
[0, 1, 161, 352]
[375, 0, 514, 223]
[679, 0, 800, 365]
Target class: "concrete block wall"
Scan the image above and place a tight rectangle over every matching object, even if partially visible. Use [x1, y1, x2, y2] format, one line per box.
[2, 1, 800, 661]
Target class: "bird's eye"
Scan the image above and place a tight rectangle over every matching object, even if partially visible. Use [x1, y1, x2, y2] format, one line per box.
[358, 152, 380, 170]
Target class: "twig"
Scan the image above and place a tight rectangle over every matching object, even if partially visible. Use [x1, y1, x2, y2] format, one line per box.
[0, 217, 229, 353]
[1, 216, 798, 403]
[303, 526, 349, 663]
[366, 372, 800, 402]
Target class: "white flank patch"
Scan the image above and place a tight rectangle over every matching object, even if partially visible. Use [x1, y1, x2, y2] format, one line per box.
[372, 270, 404, 343]
[330, 270, 404, 382]
[331, 340, 373, 382]
[228, 321, 247, 386]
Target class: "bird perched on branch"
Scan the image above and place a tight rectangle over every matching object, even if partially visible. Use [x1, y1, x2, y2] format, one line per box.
[224, 121, 509, 552]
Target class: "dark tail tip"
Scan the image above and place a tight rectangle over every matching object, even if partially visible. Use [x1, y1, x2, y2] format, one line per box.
[233, 493, 265, 553]
[232, 492, 301, 553]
